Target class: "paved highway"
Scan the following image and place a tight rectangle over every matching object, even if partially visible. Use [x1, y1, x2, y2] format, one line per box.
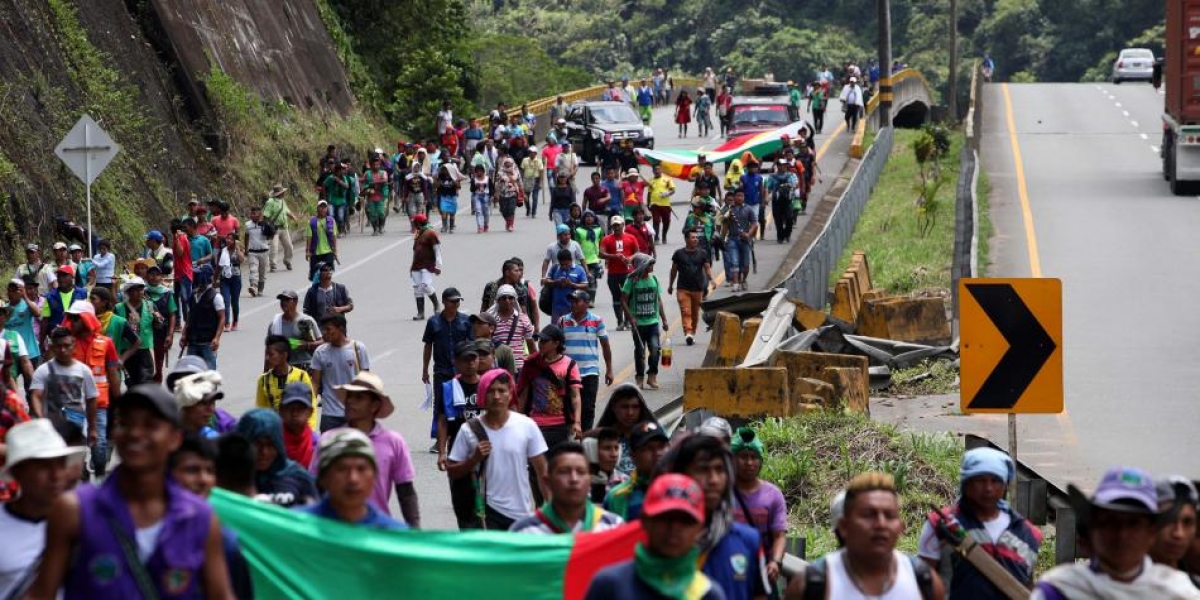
[981, 82, 1200, 487]
[204, 97, 852, 528]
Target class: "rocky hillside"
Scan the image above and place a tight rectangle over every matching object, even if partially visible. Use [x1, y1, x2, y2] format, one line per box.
[0, 0, 392, 263]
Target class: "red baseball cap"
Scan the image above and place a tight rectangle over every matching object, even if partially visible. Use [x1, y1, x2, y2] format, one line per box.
[412, 213, 428, 225]
[56, 264, 75, 276]
[642, 474, 705, 522]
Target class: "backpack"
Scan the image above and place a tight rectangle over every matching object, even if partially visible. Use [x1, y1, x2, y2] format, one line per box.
[260, 219, 276, 240]
[802, 554, 935, 600]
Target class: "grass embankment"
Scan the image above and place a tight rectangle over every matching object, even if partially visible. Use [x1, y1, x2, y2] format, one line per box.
[756, 411, 1057, 571]
[203, 65, 400, 218]
[833, 127, 962, 294]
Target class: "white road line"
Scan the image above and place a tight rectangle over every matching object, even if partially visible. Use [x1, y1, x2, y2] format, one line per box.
[1095, 85, 1102, 90]
[1131, 120, 1139, 128]
[1115, 102, 1122, 107]
[1123, 110, 1130, 117]
[1151, 146, 1160, 153]
[1141, 133, 1149, 140]
[239, 233, 416, 319]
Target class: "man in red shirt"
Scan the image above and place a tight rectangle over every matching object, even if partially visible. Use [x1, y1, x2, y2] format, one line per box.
[598, 216, 640, 331]
[171, 221, 193, 321]
[210, 201, 240, 238]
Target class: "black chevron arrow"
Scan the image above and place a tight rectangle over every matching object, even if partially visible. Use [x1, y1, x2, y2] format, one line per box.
[965, 283, 1057, 410]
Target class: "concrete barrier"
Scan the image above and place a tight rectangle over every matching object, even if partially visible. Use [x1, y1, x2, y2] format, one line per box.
[788, 299, 828, 331]
[737, 317, 763, 364]
[792, 377, 836, 406]
[683, 367, 795, 418]
[771, 349, 869, 383]
[822, 366, 870, 414]
[703, 311, 744, 367]
[855, 296, 952, 346]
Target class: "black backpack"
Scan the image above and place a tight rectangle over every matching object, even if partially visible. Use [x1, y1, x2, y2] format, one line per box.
[802, 554, 935, 600]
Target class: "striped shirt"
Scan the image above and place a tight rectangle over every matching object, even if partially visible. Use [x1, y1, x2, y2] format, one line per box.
[560, 311, 607, 377]
[492, 312, 536, 372]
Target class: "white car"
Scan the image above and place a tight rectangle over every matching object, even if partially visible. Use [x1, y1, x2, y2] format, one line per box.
[1112, 48, 1155, 83]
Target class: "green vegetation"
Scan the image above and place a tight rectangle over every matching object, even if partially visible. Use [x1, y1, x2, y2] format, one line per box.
[976, 169, 993, 276]
[834, 127, 963, 294]
[884, 359, 959, 396]
[756, 411, 960, 558]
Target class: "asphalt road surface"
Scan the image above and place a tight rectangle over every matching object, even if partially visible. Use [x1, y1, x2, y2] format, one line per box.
[980, 82, 1200, 489]
[211, 98, 852, 528]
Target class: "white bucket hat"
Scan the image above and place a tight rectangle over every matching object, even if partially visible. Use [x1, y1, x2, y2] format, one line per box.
[2, 419, 85, 475]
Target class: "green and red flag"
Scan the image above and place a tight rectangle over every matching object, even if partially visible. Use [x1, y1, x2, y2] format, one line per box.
[211, 489, 645, 600]
[635, 121, 810, 180]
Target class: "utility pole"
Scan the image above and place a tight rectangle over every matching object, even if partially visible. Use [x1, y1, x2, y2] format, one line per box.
[877, 0, 893, 127]
[948, 0, 959, 122]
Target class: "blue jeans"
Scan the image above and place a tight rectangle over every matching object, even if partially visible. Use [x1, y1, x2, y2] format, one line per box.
[175, 276, 193, 320]
[91, 408, 109, 475]
[552, 209, 572, 226]
[186, 344, 217, 369]
[725, 237, 751, 277]
[632, 323, 661, 377]
[333, 203, 349, 232]
[220, 275, 242, 325]
[473, 194, 490, 229]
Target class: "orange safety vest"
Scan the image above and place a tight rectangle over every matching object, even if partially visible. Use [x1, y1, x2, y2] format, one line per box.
[73, 335, 113, 409]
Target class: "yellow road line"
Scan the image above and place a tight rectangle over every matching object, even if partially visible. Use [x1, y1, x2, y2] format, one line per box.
[1001, 84, 1043, 278]
[1001, 83, 1076, 443]
[605, 119, 850, 389]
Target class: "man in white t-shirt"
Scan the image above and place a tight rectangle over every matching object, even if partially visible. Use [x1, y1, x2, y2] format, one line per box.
[0, 419, 85, 598]
[447, 368, 548, 531]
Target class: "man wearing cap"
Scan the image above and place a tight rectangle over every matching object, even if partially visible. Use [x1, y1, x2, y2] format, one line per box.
[647, 164, 677, 244]
[722, 188, 758, 292]
[555, 141, 580, 196]
[143, 265, 177, 382]
[684, 190, 719, 263]
[68, 244, 94, 289]
[314, 372, 419, 526]
[0, 419, 84, 599]
[731, 427, 789, 583]
[30, 385, 235, 599]
[920, 447, 1042, 599]
[267, 289, 322, 370]
[541, 223, 586, 279]
[620, 168, 648, 220]
[543, 248, 589, 325]
[50, 241, 76, 279]
[448, 368, 549, 531]
[410, 213, 442, 320]
[588, 473, 725, 600]
[179, 260, 225, 370]
[621, 253, 667, 390]
[38, 264, 87, 349]
[264, 184, 297, 272]
[142, 229, 174, 278]
[115, 277, 157, 386]
[306, 200, 338, 281]
[1151, 476, 1200, 586]
[599, 216, 641, 330]
[604, 419, 669, 520]
[560, 289, 613, 430]
[423, 287, 473, 413]
[436, 341, 484, 525]
[511, 440, 624, 534]
[311, 315, 370, 432]
[173, 370, 225, 439]
[840, 76, 865, 130]
[485, 285, 535, 372]
[303, 261, 353, 322]
[323, 162, 355, 233]
[63, 302, 122, 476]
[298, 429, 407, 530]
[1033, 467, 1200, 598]
[273, 380, 319, 466]
[15, 244, 54, 292]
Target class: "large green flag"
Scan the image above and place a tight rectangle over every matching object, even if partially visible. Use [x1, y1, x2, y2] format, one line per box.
[210, 489, 644, 599]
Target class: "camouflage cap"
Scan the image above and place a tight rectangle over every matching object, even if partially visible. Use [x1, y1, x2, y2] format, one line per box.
[317, 428, 377, 475]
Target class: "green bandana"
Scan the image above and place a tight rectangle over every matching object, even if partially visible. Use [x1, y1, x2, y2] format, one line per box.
[634, 543, 702, 600]
[537, 500, 595, 533]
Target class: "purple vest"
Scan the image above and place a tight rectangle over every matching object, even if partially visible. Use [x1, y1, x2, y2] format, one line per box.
[66, 472, 212, 599]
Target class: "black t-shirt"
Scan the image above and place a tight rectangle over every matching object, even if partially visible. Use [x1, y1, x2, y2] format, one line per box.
[671, 248, 710, 292]
[550, 186, 575, 210]
[444, 379, 480, 445]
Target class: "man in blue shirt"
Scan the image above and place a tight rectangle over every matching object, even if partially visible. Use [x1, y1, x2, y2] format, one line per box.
[636, 80, 655, 124]
[297, 428, 406, 529]
[559, 290, 613, 430]
[542, 250, 589, 326]
[601, 168, 624, 220]
[739, 161, 767, 241]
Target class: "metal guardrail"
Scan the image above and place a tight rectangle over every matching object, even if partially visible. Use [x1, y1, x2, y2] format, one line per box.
[950, 63, 983, 338]
[779, 126, 894, 308]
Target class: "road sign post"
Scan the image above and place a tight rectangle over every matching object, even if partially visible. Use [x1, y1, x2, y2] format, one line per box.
[54, 115, 121, 257]
[959, 278, 1063, 503]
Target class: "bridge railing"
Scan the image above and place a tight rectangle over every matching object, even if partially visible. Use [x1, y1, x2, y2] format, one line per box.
[850, 68, 933, 158]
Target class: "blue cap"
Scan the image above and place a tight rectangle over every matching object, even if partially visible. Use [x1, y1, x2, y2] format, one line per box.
[280, 382, 314, 408]
[144, 230, 164, 242]
[555, 224, 570, 234]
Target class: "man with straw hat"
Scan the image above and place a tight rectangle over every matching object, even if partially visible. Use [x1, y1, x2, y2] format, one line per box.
[263, 183, 297, 272]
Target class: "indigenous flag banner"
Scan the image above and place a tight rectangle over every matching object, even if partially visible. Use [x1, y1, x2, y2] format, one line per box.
[635, 121, 812, 180]
[210, 489, 645, 600]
